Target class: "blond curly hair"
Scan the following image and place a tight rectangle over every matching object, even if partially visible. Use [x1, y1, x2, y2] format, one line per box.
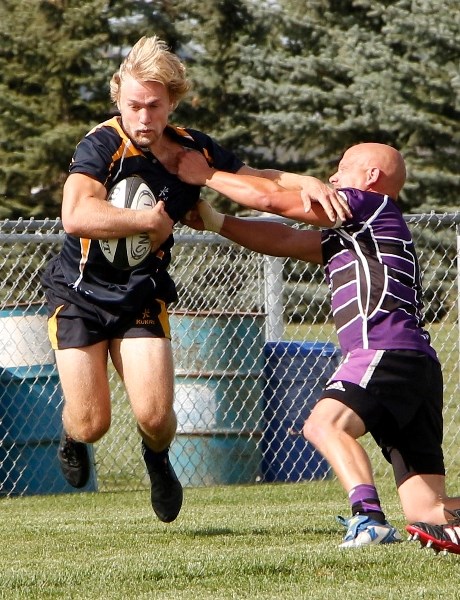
[110, 36, 191, 108]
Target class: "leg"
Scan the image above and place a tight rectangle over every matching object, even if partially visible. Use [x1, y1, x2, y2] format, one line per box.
[303, 397, 401, 547]
[385, 358, 460, 553]
[110, 336, 182, 522]
[398, 473, 460, 524]
[303, 397, 373, 490]
[54, 341, 112, 442]
[110, 336, 176, 451]
[54, 341, 111, 488]
[402, 475, 460, 554]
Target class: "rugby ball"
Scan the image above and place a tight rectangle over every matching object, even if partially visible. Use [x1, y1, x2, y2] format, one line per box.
[99, 176, 156, 270]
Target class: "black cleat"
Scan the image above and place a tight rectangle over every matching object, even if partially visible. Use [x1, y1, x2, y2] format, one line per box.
[142, 441, 183, 523]
[58, 431, 90, 488]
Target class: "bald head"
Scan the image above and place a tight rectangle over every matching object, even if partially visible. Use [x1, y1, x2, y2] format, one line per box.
[330, 143, 406, 199]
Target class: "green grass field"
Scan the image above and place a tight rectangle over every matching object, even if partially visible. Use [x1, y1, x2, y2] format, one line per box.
[1, 478, 458, 600]
[2, 321, 457, 599]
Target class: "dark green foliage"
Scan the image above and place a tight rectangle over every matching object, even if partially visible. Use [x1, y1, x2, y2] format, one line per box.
[0, 0, 114, 217]
[173, 0, 459, 212]
[0, 0, 183, 218]
[411, 219, 459, 322]
[0, 0, 458, 217]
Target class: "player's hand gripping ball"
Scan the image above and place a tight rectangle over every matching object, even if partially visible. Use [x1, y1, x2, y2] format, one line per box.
[99, 176, 156, 270]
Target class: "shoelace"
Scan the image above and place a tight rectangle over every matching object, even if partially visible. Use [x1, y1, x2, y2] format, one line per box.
[61, 439, 81, 467]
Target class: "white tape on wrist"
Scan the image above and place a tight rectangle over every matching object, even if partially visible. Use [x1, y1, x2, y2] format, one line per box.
[198, 201, 225, 233]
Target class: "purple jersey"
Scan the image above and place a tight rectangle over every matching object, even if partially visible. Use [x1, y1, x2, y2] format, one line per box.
[321, 188, 437, 361]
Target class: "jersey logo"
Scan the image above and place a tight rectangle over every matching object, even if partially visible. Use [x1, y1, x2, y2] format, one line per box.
[159, 186, 169, 199]
[325, 381, 346, 392]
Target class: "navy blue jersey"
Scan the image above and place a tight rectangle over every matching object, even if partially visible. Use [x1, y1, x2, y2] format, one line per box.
[321, 189, 437, 361]
[43, 117, 244, 310]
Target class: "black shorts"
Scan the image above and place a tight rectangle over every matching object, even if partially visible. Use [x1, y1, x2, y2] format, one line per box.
[45, 284, 171, 350]
[320, 349, 444, 481]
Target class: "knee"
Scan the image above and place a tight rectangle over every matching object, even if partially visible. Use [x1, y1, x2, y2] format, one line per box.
[303, 414, 325, 447]
[399, 480, 449, 525]
[84, 419, 111, 443]
[137, 409, 175, 438]
[65, 415, 111, 443]
[302, 418, 313, 443]
[303, 409, 341, 450]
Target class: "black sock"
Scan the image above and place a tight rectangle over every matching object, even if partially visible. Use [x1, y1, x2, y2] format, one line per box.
[352, 502, 386, 524]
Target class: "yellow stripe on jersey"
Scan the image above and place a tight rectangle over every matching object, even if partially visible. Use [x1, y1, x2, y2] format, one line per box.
[173, 126, 194, 140]
[87, 117, 144, 182]
[173, 125, 212, 163]
[108, 118, 143, 160]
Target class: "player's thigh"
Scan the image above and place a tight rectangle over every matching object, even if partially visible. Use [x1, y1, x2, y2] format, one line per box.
[54, 341, 112, 421]
[114, 337, 174, 416]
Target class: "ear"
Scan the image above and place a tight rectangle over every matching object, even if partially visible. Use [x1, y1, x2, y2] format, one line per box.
[366, 167, 381, 186]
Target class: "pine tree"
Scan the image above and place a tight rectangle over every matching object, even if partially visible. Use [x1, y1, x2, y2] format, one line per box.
[0, 0, 458, 217]
[0, 0, 183, 218]
[0, 0, 112, 217]
[245, 0, 460, 211]
[174, 0, 459, 210]
[368, 0, 459, 211]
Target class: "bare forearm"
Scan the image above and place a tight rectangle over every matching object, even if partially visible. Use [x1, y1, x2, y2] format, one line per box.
[249, 168, 306, 190]
[239, 166, 351, 223]
[205, 171, 334, 226]
[219, 215, 323, 264]
[204, 170, 283, 212]
[63, 197, 156, 239]
[219, 215, 291, 257]
[182, 200, 323, 264]
[61, 173, 172, 240]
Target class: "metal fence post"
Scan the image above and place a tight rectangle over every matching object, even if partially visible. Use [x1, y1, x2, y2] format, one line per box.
[263, 256, 284, 341]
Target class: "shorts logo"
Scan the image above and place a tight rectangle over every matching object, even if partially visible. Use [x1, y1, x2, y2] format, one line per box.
[325, 381, 346, 392]
[136, 308, 157, 326]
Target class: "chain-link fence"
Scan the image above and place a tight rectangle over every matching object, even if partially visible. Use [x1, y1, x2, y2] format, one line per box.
[0, 214, 458, 496]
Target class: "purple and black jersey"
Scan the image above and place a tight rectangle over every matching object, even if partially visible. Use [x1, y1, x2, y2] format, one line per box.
[321, 188, 437, 362]
[320, 189, 442, 476]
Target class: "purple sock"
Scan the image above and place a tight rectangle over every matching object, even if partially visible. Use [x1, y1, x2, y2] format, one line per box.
[349, 484, 384, 520]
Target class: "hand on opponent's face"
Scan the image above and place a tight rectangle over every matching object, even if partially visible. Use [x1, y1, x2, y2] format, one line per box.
[298, 177, 351, 224]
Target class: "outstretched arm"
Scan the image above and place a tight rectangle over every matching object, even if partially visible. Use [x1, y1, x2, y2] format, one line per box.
[177, 149, 350, 225]
[182, 201, 323, 265]
[238, 165, 350, 222]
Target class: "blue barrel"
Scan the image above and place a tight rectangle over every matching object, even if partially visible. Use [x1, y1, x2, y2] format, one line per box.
[262, 341, 341, 482]
[169, 311, 265, 486]
[0, 304, 97, 496]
